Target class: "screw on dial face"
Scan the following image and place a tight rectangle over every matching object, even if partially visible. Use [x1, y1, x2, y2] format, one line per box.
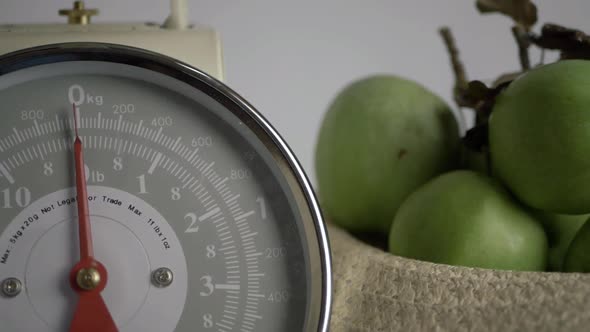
[1, 277, 22, 298]
[152, 267, 174, 288]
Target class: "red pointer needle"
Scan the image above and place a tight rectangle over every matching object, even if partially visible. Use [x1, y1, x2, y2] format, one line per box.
[69, 104, 118, 332]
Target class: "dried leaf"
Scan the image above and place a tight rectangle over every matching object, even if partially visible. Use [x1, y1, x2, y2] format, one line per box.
[528, 23, 590, 60]
[455, 80, 491, 109]
[532, 23, 590, 52]
[561, 50, 590, 60]
[476, 0, 538, 29]
[466, 81, 491, 101]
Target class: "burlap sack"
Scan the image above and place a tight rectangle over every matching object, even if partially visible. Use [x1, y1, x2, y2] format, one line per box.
[328, 224, 590, 332]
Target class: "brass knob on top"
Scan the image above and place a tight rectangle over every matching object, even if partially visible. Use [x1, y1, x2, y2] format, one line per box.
[59, 1, 99, 25]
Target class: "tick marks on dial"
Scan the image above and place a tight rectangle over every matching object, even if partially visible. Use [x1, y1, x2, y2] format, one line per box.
[116, 115, 123, 132]
[0, 163, 15, 184]
[170, 136, 182, 152]
[147, 152, 163, 174]
[153, 127, 163, 142]
[198, 207, 221, 222]
[242, 232, 258, 239]
[12, 128, 23, 144]
[215, 283, 240, 291]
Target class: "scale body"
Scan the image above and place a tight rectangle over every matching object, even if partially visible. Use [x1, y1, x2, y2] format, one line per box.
[0, 20, 224, 80]
[0, 2, 331, 332]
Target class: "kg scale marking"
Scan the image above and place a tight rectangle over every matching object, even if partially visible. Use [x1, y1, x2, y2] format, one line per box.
[0, 2, 331, 332]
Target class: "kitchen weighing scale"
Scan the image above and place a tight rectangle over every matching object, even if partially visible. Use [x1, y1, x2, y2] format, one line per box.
[0, 1, 331, 331]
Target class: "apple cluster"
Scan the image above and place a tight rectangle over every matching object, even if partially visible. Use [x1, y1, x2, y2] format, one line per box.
[315, 60, 590, 272]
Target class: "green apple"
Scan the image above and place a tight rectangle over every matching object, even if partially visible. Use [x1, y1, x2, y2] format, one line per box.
[315, 75, 459, 233]
[564, 218, 590, 272]
[389, 170, 547, 271]
[489, 60, 590, 214]
[534, 212, 587, 271]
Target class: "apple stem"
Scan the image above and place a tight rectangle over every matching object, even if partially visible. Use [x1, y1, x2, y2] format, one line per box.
[512, 25, 531, 71]
[439, 27, 469, 108]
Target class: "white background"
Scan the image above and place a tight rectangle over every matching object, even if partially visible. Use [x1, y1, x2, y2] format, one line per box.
[1, 0, 590, 185]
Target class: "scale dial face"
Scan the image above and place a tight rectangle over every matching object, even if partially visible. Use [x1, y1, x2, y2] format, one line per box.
[0, 44, 330, 332]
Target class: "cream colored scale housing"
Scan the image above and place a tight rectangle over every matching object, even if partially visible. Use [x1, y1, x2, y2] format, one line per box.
[0, 1, 225, 81]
